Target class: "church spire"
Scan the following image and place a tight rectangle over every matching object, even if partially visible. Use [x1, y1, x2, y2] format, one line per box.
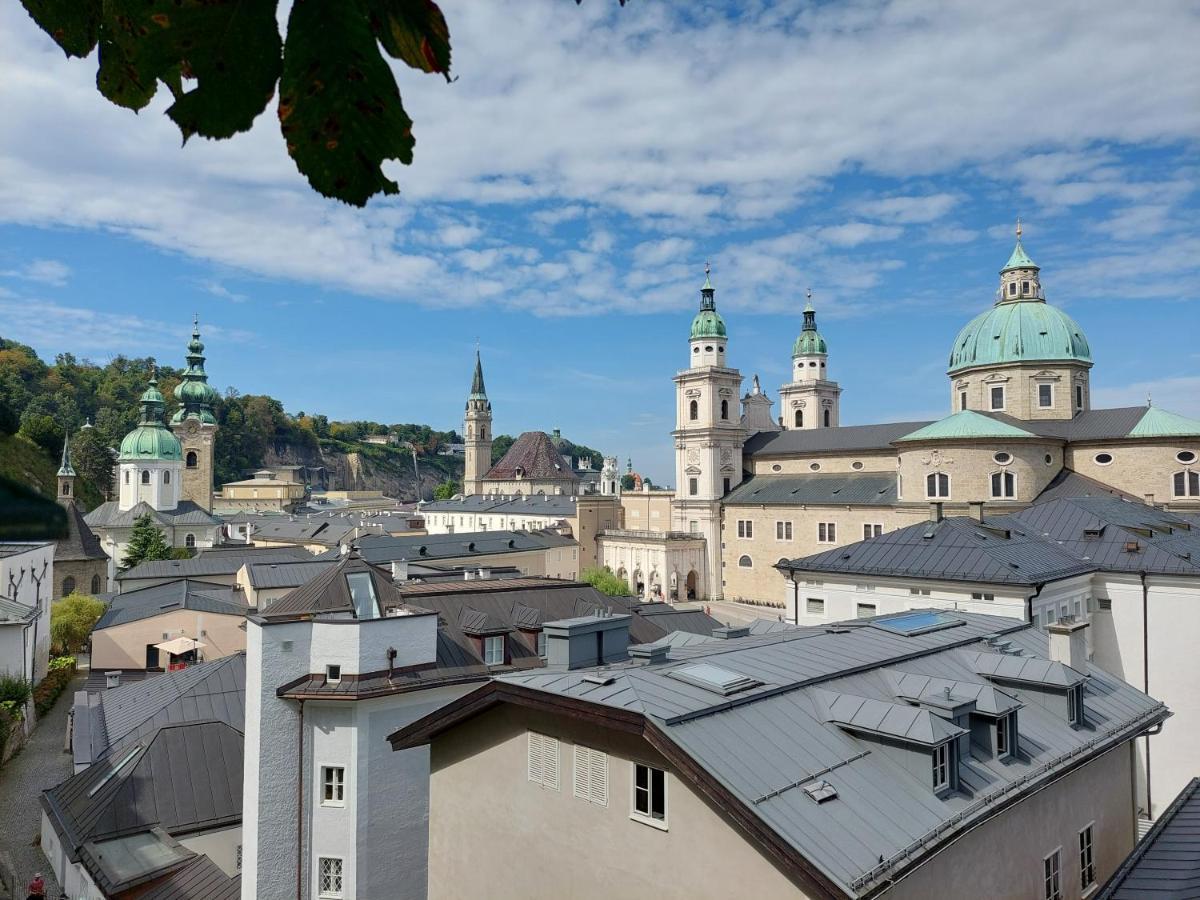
[699, 260, 716, 311]
[171, 317, 219, 424]
[469, 349, 487, 400]
[57, 427, 76, 501]
[1002, 218, 1039, 273]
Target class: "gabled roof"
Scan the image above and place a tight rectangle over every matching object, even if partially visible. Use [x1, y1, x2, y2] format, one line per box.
[0, 595, 37, 624]
[96, 580, 245, 630]
[1099, 777, 1200, 899]
[43, 719, 243, 861]
[812, 688, 966, 746]
[85, 500, 221, 530]
[745, 421, 931, 457]
[261, 551, 413, 619]
[117, 546, 311, 582]
[1127, 405, 1200, 438]
[896, 410, 1040, 442]
[882, 669, 1022, 717]
[483, 431, 580, 483]
[964, 649, 1085, 688]
[348, 529, 575, 565]
[55, 499, 108, 562]
[724, 473, 897, 506]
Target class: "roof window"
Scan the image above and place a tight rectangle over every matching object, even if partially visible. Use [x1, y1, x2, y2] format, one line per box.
[667, 663, 762, 696]
[872, 611, 964, 636]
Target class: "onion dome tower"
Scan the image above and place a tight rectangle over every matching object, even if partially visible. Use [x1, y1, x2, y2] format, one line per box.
[779, 289, 841, 430]
[118, 371, 183, 512]
[170, 317, 220, 511]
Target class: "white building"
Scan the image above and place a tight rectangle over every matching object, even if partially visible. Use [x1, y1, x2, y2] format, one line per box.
[0, 541, 53, 684]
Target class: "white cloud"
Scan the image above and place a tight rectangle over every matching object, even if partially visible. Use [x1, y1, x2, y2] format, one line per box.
[855, 193, 959, 224]
[2, 258, 70, 286]
[817, 223, 904, 248]
[1093, 376, 1200, 418]
[631, 237, 696, 269]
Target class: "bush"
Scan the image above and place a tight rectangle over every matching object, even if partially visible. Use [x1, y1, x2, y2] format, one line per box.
[0, 705, 14, 759]
[49, 656, 77, 672]
[0, 674, 32, 706]
[579, 566, 634, 598]
[51, 593, 106, 655]
[32, 659, 77, 718]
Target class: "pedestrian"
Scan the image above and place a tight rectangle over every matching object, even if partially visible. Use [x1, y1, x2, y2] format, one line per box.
[27, 871, 46, 898]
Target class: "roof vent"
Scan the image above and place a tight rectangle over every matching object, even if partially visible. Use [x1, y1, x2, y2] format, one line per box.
[581, 672, 615, 686]
[1124, 540, 1140, 553]
[629, 643, 670, 664]
[802, 780, 838, 803]
[104, 671, 121, 689]
[712, 625, 750, 640]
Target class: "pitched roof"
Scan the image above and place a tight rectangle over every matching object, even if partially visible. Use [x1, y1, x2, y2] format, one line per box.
[96, 580, 246, 630]
[0, 595, 37, 624]
[85, 500, 221, 530]
[745, 421, 931, 456]
[348, 529, 575, 565]
[1032, 468, 1138, 503]
[243, 559, 334, 589]
[1127, 405, 1200, 438]
[896, 410, 1041, 442]
[55, 499, 107, 562]
[1099, 777, 1200, 899]
[261, 552, 413, 619]
[116, 546, 311, 582]
[391, 613, 1166, 897]
[724, 473, 897, 506]
[131, 853, 240, 900]
[420, 493, 578, 517]
[483, 431, 580, 483]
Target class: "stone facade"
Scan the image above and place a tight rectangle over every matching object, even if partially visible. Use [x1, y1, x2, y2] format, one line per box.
[896, 441, 1063, 505]
[173, 417, 217, 512]
[951, 362, 1090, 421]
[52, 558, 107, 600]
[1066, 439, 1200, 508]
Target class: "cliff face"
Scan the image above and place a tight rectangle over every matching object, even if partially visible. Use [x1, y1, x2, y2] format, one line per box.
[263, 441, 461, 502]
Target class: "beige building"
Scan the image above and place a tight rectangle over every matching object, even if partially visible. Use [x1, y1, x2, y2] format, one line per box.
[636, 233, 1200, 602]
[214, 469, 306, 513]
[392, 610, 1166, 900]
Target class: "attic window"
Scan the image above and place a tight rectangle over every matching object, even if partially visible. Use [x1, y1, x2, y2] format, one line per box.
[1083, 527, 1103, 539]
[667, 663, 762, 696]
[802, 780, 838, 803]
[326, 664, 341, 683]
[346, 571, 380, 619]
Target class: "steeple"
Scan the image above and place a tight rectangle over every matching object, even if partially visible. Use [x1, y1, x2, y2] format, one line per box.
[689, 262, 728, 367]
[468, 349, 488, 403]
[57, 428, 76, 501]
[462, 349, 493, 496]
[997, 219, 1043, 303]
[171, 316, 220, 424]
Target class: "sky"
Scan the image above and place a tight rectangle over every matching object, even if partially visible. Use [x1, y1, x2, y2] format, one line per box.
[1, 1, 1197, 485]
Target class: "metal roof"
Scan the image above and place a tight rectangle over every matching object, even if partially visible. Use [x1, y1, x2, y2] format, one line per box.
[85, 500, 221, 530]
[0, 595, 37, 624]
[882, 669, 1021, 717]
[350, 529, 575, 565]
[135, 853, 240, 900]
[441, 613, 1166, 896]
[116, 546, 310, 581]
[243, 559, 335, 589]
[1099, 777, 1200, 899]
[54, 499, 108, 562]
[745, 421, 931, 456]
[421, 493, 579, 516]
[896, 410, 1040, 442]
[724, 473, 897, 507]
[95, 580, 245, 630]
[812, 688, 966, 746]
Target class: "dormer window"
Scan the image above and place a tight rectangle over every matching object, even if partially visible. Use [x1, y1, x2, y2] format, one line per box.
[932, 741, 952, 791]
[1067, 685, 1084, 727]
[1021, 280, 1030, 295]
[996, 713, 1013, 758]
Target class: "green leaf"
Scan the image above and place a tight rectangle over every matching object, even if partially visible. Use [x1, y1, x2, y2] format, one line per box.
[99, 0, 283, 139]
[364, 0, 452, 81]
[20, 0, 102, 58]
[279, 0, 415, 206]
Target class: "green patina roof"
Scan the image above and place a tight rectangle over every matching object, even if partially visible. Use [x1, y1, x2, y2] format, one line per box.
[171, 319, 220, 425]
[690, 309, 727, 339]
[120, 375, 183, 462]
[57, 431, 76, 478]
[1127, 406, 1200, 438]
[949, 299, 1091, 374]
[793, 301, 827, 356]
[897, 410, 1040, 442]
[1002, 237, 1038, 272]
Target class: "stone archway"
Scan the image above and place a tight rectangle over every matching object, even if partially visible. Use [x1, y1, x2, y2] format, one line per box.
[685, 570, 698, 602]
[633, 568, 644, 598]
[648, 569, 662, 601]
[669, 570, 680, 602]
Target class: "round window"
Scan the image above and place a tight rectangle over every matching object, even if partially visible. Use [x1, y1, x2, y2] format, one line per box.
[1045, 454, 1054, 465]
[1094, 453, 1113, 466]
[693, 346, 699, 354]
[851, 461, 864, 470]
[771, 464, 782, 472]
[808, 361, 817, 367]
[809, 462, 821, 471]
[993, 451, 1012, 465]
[717, 346, 724, 352]
[1177, 450, 1197, 464]
[705, 346, 713, 352]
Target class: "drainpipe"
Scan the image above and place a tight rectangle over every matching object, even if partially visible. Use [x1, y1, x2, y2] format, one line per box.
[784, 568, 800, 625]
[1141, 571, 1151, 817]
[296, 699, 306, 900]
[1024, 582, 1046, 625]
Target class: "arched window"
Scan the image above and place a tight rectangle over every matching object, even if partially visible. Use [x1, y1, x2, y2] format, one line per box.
[823, 409, 831, 427]
[124, 471, 130, 485]
[61, 482, 70, 496]
[184, 533, 196, 548]
[720, 399, 729, 420]
[62, 576, 76, 595]
[689, 400, 698, 421]
[1173, 471, 1200, 498]
[186, 451, 198, 468]
[141, 470, 150, 485]
[163, 470, 170, 484]
[795, 410, 803, 428]
[926, 472, 950, 498]
[91, 574, 102, 593]
[738, 555, 753, 568]
[990, 471, 1016, 498]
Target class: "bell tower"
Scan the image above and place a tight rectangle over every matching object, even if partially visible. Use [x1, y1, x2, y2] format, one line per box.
[463, 350, 492, 496]
[672, 264, 744, 600]
[57, 430, 76, 502]
[779, 290, 841, 430]
[170, 317, 219, 512]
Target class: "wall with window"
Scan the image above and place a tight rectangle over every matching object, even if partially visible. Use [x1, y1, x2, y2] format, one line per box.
[1064, 441, 1200, 510]
[90, 608, 247, 670]
[884, 740, 1134, 900]
[427, 703, 808, 900]
[748, 450, 896, 476]
[897, 443, 1062, 504]
[949, 363, 1090, 421]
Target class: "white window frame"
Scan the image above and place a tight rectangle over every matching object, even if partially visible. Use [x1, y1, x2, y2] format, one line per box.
[573, 745, 609, 807]
[932, 742, 950, 790]
[320, 765, 345, 807]
[318, 856, 344, 899]
[630, 761, 668, 830]
[325, 664, 341, 683]
[990, 384, 1006, 411]
[990, 470, 1016, 499]
[817, 522, 836, 544]
[1037, 382, 1054, 408]
[926, 472, 950, 499]
[775, 520, 792, 541]
[527, 731, 560, 791]
[737, 555, 753, 568]
[1173, 469, 1200, 498]
[805, 597, 825, 615]
[483, 634, 505, 666]
[1079, 823, 1096, 891]
[736, 519, 753, 539]
[863, 523, 883, 539]
[1044, 847, 1062, 900]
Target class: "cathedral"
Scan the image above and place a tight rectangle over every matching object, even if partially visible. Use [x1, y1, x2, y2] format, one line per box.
[85, 319, 222, 577]
[603, 227, 1200, 603]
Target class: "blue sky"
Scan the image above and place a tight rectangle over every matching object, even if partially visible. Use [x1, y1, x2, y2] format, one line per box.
[1, 1, 1197, 484]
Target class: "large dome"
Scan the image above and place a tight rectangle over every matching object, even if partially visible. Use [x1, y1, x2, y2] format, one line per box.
[948, 299, 1091, 375]
[690, 308, 727, 339]
[118, 424, 183, 461]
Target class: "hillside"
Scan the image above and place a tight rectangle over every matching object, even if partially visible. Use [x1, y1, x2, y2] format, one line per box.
[0, 433, 103, 509]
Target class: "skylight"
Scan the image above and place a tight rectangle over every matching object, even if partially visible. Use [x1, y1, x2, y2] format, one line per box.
[345, 571, 380, 620]
[667, 663, 763, 695]
[872, 611, 965, 636]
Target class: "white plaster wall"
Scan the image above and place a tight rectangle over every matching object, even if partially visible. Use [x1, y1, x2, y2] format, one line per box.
[118, 460, 181, 511]
[178, 825, 242, 878]
[0, 542, 53, 682]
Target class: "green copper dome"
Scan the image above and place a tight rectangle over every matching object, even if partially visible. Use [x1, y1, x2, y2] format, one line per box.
[119, 374, 183, 461]
[792, 301, 827, 356]
[171, 318, 219, 425]
[949, 300, 1091, 375]
[689, 268, 727, 339]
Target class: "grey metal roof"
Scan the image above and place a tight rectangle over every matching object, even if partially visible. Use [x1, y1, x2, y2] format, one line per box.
[117, 546, 311, 582]
[85, 500, 221, 529]
[812, 688, 966, 746]
[261, 553, 411, 618]
[882, 669, 1022, 717]
[964, 649, 1085, 688]
[1003, 406, 1151, 442]
[350, 529, 575, 565]
[1099, 777, 1200, 899]
[55, 499, 108, 562]
[0, 595, 37, 624]
[96, 580, 245, 630]
[243, 559, 334, 589]
[744, 421, 931, 456]
[43, 719, 243, 860]
[242, 518, 357, 545]
[421, 493, 579, 517]
[725, 473, 897, 506]
[136, 854, 240, 900]
[0, 541, 50, 558]
[476, 613, 1166, 896]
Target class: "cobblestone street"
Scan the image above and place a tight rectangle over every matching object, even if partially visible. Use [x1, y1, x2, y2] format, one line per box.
[0, 674, 82, 900]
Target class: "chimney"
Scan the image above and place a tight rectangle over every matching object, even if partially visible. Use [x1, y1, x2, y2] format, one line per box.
[929, 502, 944, 523]
[1046, 617, 1089, 672]
[391, 559, 409, 581]
[712, 625, 750, 640]
[544, 613, 632, 669]
[968, 500, 985, 523]
[478, 567, 491, 580]
[628, 643, 670, 664]
[463, 569, 474, 581]
[105, 671, 121, 690]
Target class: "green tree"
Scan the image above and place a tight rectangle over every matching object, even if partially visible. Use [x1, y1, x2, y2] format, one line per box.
[18, 413, 65, 458]
[50, 591, 107, 654]
[71, 425, 114, 499]
[433, 478, 459, 500]
[122, 514, 173, 569]
[579, 566, 633, 597]
[491, 434, 515, 465]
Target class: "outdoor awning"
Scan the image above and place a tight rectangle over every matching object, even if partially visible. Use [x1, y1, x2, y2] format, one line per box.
[153, 637, 205, 656]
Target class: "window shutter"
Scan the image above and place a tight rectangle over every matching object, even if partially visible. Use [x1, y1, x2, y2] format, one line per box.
[589, 749, 608, 806]
[573, 745, 589, 799]
[528, 732, 543, 784]
[543, 736, 559, 791]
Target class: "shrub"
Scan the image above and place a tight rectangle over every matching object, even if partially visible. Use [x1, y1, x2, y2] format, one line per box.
[51, 593, 106, 655]
[0, 674, 32, 706]
[49, 655, 77, 671]
[32, 660, 77, 718]
[578, 566, 634, 598]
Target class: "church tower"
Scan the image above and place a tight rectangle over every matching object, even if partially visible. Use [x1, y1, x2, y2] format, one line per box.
[57, 430, 76, 502]
[118, 372, 183, 512]
[672, 265, 745, 600]
[170, 317, 219, 511]
[779, 291, 841, 429]
[463, 350, 492, 496]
